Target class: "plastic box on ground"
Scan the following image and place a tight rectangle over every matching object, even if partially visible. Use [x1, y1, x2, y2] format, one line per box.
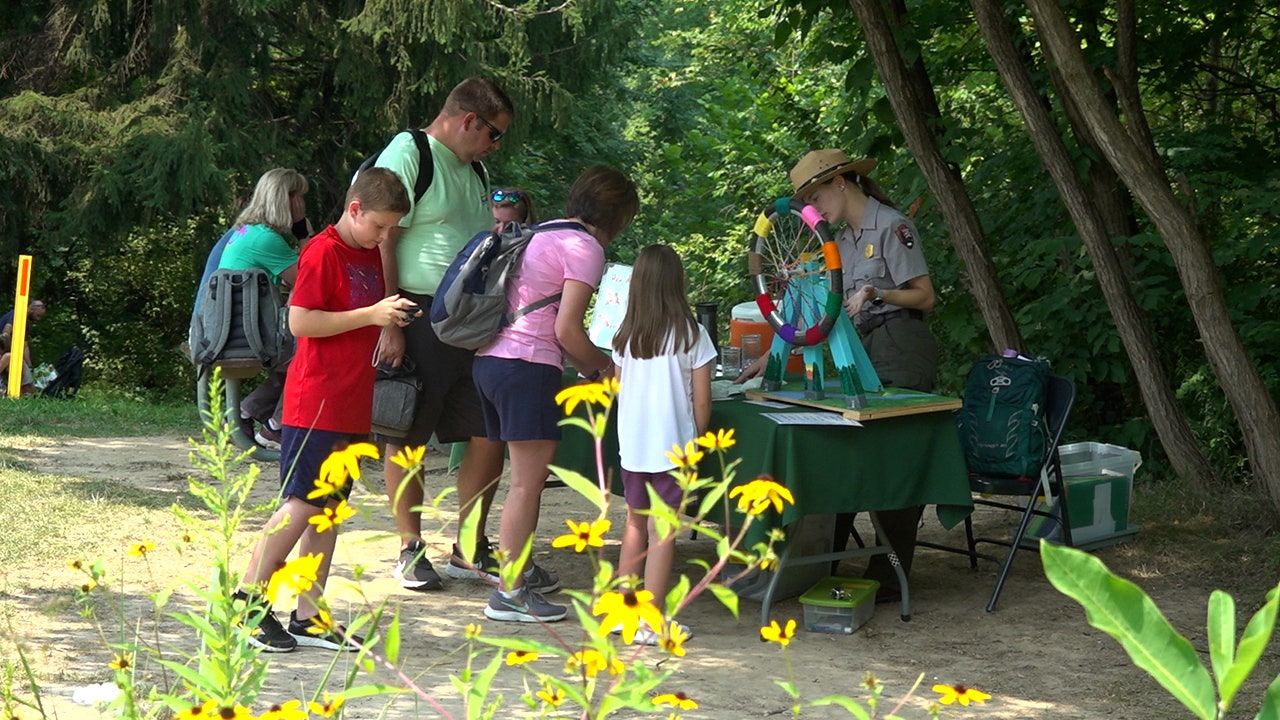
[1033, 442, 1142, 548]
[723, 513, 835, 602]
[799, 576, 879, 634]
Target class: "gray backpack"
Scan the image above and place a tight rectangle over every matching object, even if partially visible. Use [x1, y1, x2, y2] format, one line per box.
[189, 268, 289, 372]
[429, 221, 586, 350]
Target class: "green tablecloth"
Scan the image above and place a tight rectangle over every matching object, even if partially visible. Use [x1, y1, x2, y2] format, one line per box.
[554, 397, 973, 535]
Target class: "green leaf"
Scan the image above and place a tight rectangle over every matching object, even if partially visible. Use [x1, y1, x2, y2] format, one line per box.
[547, 464, 607, 514]
[707, 582, 740, 618]
[1208, 591, 1236, 690]
[666, 574, 691, 617]
[1220, 586, 1279, 712]
[810, 695, 872, 720]
[383, 607, 401, 666]
[1041, 542, 1216, 720]
[1256, 671, 1280, 720]
[459, 500, 483, 570]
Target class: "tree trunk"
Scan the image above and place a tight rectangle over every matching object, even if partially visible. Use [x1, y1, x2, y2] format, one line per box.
[971, 0, 1217, 490]
[1026, 0, 1280, 512]
[846, 0, 1024, 354]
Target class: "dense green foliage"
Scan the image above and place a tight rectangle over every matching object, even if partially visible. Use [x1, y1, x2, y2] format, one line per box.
[3, 0, 1279, 485]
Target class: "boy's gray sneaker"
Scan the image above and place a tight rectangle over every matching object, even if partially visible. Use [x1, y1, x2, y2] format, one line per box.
[522, 563, 561, 594]
[484, 586, 567, 623]
[395, 539, 444, 591]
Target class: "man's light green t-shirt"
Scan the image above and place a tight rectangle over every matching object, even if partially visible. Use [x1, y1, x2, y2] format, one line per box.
[375, 132, 491, 296]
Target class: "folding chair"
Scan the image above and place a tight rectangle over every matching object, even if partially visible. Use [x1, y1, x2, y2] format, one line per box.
[919, 375, 1076, 611]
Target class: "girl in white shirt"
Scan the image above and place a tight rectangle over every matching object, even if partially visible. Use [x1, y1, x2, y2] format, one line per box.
[611, 244, 717, 644]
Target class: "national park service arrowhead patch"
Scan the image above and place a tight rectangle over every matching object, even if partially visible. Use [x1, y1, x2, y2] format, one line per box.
[894, 224, 916, 249]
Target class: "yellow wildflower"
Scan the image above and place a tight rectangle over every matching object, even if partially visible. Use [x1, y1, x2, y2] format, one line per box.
[933, 683, 991, 706]
[760, 618, 796, 647]
[307, 693, 345, 717]
[551, 518, 611, 552]
[536, 683, 565, 707]
[565, 648, 624, 678]
[265, 553, 323, 605]
[593, 589, 665, 645]
[308, 500, 356, 533]
[464, 623, 482, 639]
[259, 700, 307, 720]
[67, 559, 84, 571]
[695, 427, 736, 451]
[554, 378, 617, 415]
[653, 692, 698, 710]
[659, 620, 690, 657]
[206, 705, 251, 720]
[174, 700, 216, 720]
[664, 441, 705, 470]
[505, 650, 539, 666]
[108, 652, 132, 671]
[317, 442, 378, 492]
[127, 541, 155, 557]
[390, 444, 426, 470]
[729, 477, 794, 515]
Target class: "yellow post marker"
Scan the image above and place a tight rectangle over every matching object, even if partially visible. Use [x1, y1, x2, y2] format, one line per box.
[6, 255, 33, 399]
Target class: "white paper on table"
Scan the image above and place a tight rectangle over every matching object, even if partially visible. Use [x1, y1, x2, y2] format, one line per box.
[746, 400, 794, 409]
[760, 412, 862, 427]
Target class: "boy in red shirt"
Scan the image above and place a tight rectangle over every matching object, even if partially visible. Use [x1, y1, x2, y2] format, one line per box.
[235, 167, 419, 652]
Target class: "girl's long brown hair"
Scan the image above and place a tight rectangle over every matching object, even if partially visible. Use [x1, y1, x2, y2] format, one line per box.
[612, 244, 698, 360]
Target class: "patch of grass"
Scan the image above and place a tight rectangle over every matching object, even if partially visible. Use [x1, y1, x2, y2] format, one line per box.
[0, 386, 199, 438]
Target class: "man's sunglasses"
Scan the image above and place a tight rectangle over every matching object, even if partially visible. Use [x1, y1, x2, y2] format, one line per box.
[492, 190, 522, 204]
[474, 114, 504, 143]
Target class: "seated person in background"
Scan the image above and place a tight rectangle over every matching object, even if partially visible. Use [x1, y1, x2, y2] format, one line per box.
[1, 299, 47, 396]
[210, 168, 314, 450]
[490, 186, 536, 232]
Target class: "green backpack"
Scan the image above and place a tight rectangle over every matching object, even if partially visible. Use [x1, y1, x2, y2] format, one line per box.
[956, 354, 1051, 479]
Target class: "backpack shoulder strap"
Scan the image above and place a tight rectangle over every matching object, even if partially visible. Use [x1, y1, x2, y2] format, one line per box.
[194, 271, 234, 366]
[501, 221, 586, 323]
[407, 128, 435, 204]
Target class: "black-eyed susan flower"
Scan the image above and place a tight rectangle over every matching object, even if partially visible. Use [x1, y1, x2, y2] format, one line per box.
[317, 442, 378, 491]
[933, 683, 991, 706]
[308, 500, 356, 533]
[108, 652, 132, 671]
[206, 705, 251, 720]
[127, 541, 155, 557]
[565, 649, 624, 678]
[695, 427, 736, 451]
[266, 553, 322, 605]
[307, 693, 345, 717]
[554, 378, 617, 415]
[300, 608, 339, 636]
[536, 683, 565, 707]
[173, 700, 216, 720]
[77, 580, 98, 594]
[259, 700, 307, 720]
[67, 559, 84, 571]
[593, 589, 665, 644]
[760, 618, 796, 647]
[653, 691, 698, 710]
[664, 441, 705, 470]
[505, 650, 539, 666]
[390, 444, 426, 470]
[729, 477, 794, 516]
[658, 621, 690, 657]
[551, 518, 610, 553]
[464, 622, 482, 639]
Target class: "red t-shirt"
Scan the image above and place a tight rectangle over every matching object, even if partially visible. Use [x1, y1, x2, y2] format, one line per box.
[283, 225, 385, 433]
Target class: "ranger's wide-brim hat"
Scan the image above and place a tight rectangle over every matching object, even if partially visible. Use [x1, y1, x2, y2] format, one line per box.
[790, 150, 877, 195]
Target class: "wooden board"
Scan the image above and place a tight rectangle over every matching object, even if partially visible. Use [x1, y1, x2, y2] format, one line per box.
[745, 385, 961, 421]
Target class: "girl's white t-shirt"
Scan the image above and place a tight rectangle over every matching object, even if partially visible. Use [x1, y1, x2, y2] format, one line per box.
[613, 326, 717, 473]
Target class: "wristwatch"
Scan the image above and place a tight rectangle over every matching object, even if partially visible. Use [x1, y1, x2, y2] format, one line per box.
[870, 288, 886, 307]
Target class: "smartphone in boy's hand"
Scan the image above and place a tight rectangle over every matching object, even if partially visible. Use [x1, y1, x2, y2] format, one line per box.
[401, 303, 422, 324]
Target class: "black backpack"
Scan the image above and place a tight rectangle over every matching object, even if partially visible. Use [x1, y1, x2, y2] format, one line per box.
[352, 128, 487, 205]
[956, 354, 1051, 479]
[41, 345, 85, 399]
[188, 268, 289, 375]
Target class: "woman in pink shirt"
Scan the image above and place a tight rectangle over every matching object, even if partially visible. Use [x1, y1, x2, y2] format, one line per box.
[473, 166, 639, 623]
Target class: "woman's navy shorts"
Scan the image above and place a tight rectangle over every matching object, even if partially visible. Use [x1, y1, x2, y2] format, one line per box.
[472, 356, 564, 442]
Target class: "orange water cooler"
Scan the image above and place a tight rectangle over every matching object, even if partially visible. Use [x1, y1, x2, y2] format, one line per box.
[729, 301, 804, 374]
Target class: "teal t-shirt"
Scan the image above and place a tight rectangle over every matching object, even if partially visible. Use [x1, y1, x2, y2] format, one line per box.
[218, 224, 299, 284]
[376, 132, 491, 295]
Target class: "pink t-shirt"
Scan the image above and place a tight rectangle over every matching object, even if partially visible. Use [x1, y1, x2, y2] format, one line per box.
[477, 221, 604, 369]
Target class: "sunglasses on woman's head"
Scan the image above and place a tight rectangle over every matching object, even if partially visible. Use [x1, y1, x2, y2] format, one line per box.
[492, 190, 522, 204]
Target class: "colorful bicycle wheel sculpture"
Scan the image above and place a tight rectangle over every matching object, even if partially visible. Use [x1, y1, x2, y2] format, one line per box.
[746, 197, 882, 405]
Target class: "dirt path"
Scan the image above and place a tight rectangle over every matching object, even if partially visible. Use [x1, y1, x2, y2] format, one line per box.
[6, 434, 1277, 719]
